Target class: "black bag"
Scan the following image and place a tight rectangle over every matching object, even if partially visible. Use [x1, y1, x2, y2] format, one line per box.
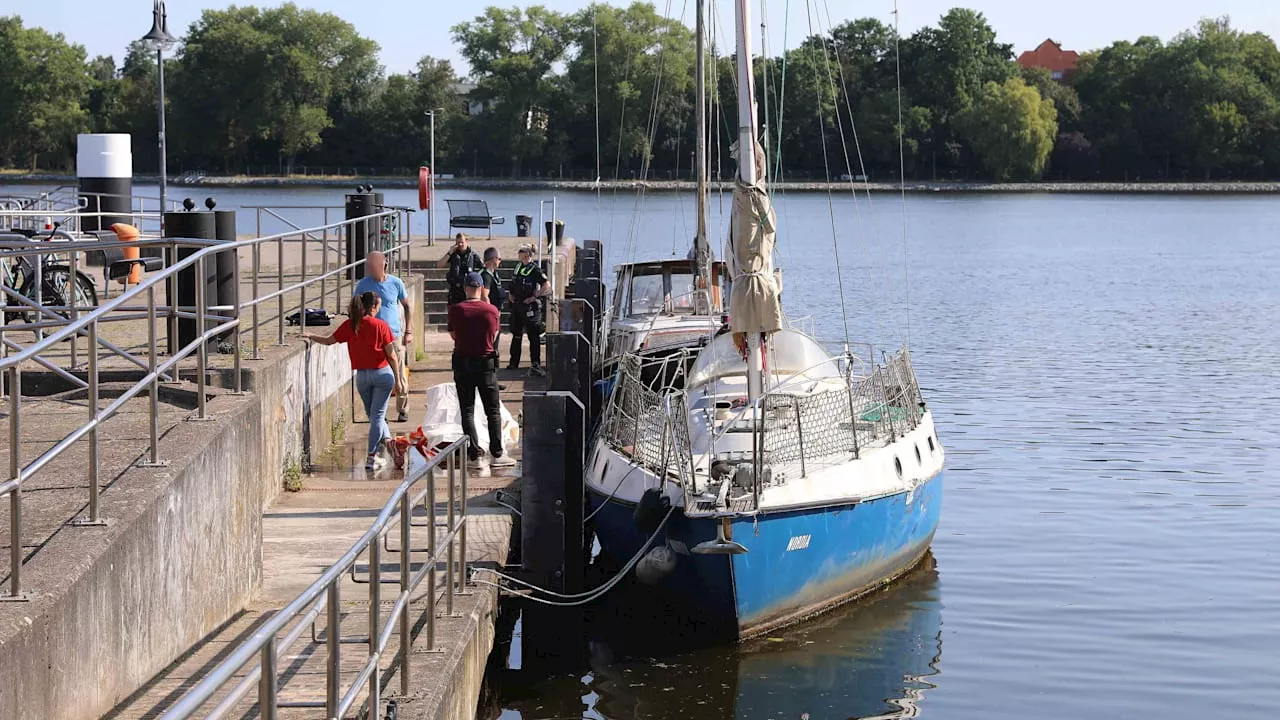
[286, 308, 332, 326]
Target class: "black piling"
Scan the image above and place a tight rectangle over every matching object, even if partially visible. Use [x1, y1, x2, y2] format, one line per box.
[210, 201, 239, 344]
[163, 206, 216, 354]
[516, 238, 606, 669]
[344, 191, 375, 280]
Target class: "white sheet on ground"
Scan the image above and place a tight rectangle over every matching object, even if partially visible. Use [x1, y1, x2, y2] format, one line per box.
[421, 382, 520, 453]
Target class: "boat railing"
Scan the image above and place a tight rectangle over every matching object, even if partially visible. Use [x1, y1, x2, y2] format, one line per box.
[598, 344, 925, 515]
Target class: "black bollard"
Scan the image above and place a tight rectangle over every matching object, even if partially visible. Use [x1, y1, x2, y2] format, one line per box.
[164, 209, 217, 354]
[345, 192, 375, 280]
[211, 206, 239, 342]
[76, 134, 132, 233]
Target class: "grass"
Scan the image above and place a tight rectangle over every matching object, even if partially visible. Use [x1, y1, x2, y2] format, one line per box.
[282, 453, 303, 492]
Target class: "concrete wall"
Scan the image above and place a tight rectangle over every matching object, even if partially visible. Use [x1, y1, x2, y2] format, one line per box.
[0, 338, 354, 719]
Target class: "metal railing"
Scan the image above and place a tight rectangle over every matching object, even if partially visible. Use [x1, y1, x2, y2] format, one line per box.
[1, 208, 413, 600]
[598, 344, 925, 517]
[158, 436, 472, 719]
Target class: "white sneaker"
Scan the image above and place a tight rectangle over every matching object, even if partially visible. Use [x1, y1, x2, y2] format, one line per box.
[466, 456, 486, 470]
[490, 454, 516, 468]
[365, 453, 387, 471]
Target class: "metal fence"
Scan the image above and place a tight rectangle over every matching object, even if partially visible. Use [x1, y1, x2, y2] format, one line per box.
[158, 437, 473, 719]
[1, 208, 413, 600]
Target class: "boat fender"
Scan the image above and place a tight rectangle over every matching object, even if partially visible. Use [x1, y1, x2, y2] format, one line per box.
[633, 488, 670, 535]
[635, 545, 677, 584]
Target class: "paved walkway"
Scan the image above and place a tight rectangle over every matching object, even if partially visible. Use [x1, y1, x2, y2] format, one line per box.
[105, 331, 536, 718]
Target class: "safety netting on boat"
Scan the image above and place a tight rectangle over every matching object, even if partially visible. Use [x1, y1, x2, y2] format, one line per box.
[760, 348, 925, 471]
[601, 355, 696, 486]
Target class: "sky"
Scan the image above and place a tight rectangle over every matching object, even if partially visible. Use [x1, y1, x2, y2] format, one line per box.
[6, 0, 1278, 76]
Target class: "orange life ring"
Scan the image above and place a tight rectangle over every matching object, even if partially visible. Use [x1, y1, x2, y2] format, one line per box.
[418, 166, 431, 210]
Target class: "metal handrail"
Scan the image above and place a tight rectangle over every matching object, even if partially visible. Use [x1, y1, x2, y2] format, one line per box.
[1, 210, 412, 600]
[0, 211, 396, 368]
[158, 437, 471, 719]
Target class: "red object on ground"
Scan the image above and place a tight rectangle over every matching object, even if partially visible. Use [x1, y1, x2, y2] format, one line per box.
[418, 166, 431, 210]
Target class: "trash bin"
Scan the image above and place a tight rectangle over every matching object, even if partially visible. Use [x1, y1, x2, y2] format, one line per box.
[516, 214, 532, 237]
[544, 219, 565, 246]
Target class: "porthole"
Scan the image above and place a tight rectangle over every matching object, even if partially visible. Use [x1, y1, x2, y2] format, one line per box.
[927, 435, 936, 453]
[894, 456, 903, 478]
[914, 444, 922, 464]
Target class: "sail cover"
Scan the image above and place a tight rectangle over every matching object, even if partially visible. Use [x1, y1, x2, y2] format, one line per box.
[727, 139, 783, 334]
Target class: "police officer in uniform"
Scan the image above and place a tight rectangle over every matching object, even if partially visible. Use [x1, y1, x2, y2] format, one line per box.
[436, 233, 483, 306]
[506, 244, 551, 376]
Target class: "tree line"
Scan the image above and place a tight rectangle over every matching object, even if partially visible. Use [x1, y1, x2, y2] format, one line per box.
[2, 3, 1279, 183]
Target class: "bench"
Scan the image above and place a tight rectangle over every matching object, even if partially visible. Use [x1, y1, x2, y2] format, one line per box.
[445, 199, 505, 237]
[87, 230, 164, 298]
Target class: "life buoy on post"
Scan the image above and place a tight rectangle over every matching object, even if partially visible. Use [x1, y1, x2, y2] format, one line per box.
[418, 166, 431, 210]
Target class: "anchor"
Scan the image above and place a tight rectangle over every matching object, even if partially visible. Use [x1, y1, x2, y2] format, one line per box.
[692, 517, 748, 555]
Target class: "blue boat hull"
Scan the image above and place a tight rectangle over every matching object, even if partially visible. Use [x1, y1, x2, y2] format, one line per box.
[587, 471, 943, 638]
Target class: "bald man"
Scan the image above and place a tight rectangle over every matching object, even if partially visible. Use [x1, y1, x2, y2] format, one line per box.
[355, 251, 413, 422]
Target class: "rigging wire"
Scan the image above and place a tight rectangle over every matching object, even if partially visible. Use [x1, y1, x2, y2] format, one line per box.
[593, 2, 604, 242]
[804, 0, 852, 350]
[817, 0, 904, 347]
[893, 0, 912, 350]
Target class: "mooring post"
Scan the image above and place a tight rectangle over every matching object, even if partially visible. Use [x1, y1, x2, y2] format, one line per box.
[519, 390, 586, 669]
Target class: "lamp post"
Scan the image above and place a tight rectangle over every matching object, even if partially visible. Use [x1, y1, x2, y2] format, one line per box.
[142, 0, 177, 225]
[424, 108, 443, 244]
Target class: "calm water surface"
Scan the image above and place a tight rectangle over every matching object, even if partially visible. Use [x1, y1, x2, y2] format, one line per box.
[5, 184, 1279, 717]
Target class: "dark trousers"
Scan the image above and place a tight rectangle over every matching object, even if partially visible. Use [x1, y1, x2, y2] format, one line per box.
[508, 306, 542, 367]
[447, 284, 465, 306]
[453, 354, 503, 460]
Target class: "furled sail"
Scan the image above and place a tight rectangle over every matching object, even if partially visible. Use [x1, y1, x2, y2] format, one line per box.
[727, 139, 783, 336]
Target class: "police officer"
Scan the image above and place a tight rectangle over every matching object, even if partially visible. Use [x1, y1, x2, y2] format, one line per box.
[436, 233, 483, 306]
[506, 244, 551, 376]
[480, 247, 507, 311]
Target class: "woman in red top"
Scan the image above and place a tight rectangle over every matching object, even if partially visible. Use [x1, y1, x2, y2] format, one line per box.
[306, 292, 404, 471]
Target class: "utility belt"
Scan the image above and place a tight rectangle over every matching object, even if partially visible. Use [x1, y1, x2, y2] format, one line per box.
[451, 352, 499, 372]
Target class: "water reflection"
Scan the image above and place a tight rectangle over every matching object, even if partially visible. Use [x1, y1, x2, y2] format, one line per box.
[494, 555, 943, 720]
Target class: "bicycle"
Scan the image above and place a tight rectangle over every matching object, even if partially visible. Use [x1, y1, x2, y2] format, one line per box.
[1, 224, 99, 327]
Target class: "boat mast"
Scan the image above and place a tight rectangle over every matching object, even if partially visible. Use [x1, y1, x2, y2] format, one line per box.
[734, 0, 765, 402]
[694, 0, 712, 307]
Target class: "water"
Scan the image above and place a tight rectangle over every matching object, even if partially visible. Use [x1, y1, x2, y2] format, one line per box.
[6, 183, 1280, 717]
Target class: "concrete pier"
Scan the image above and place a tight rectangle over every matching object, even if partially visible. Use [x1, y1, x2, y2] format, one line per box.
[0, 215, 585, 719]
[103, 331, 532, 719]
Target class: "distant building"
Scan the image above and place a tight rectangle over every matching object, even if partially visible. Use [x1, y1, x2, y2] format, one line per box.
[451, 81, 493, 116]
[1017, 39, 1080, 82]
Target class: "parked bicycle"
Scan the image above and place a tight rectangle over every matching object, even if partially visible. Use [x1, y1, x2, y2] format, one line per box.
[1, 223, 99, 326]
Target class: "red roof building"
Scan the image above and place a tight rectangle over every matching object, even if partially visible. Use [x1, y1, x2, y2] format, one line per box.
[1017, 39, 1080, 82]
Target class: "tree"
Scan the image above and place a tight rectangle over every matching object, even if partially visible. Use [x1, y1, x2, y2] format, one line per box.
[452, 6, 573, 175]
[957, 76, 1057, 181]
[1020, 66, 1081, 129]
[169, 3, 379, 172]
[899, 8, 1014, 178]
[0, 17, 92, 169]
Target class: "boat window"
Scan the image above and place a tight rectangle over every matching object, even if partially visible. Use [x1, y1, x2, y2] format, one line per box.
[628, 274, 665, 315]
[668, 271, 699, 312]
[685, 330, 841, 389]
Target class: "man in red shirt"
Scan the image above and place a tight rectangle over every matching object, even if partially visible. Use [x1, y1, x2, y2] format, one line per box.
[448, 272, 515, 469]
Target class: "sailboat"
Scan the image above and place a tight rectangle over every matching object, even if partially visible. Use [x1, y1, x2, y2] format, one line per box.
[584, 0, 945, 639]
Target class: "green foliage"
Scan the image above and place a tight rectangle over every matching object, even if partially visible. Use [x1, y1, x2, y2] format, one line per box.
[3, 6, 1280, 182]
[958, 77, 1058, 181]
[0, 17, 92, 170]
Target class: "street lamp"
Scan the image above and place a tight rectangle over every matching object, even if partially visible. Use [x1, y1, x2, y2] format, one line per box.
[142, 0, 177, 224]
[424, 108, 444, 245]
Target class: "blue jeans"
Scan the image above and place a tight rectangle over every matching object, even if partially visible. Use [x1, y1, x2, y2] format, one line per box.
[356, 367, 395, 456]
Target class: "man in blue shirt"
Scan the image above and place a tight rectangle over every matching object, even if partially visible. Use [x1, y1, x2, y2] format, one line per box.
[355, 251, 413, 422]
